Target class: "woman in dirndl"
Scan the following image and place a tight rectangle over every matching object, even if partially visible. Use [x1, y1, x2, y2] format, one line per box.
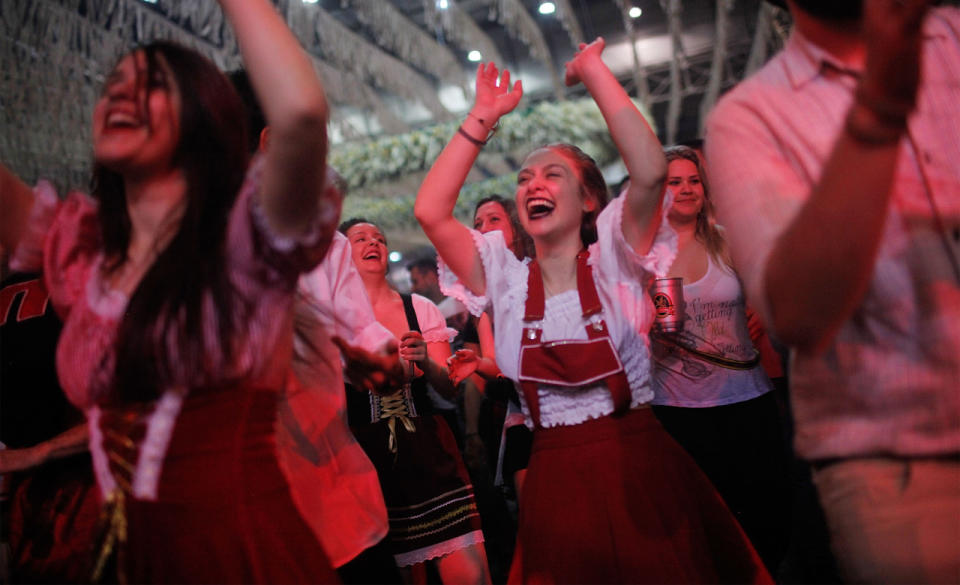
[340, 218, 490, 585]
[414, 38, 773, 584]
[1, 0, 339, 581]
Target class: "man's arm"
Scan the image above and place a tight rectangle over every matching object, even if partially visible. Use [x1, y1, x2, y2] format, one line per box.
[708, 0, 930, 355]
[0, 423, 88, 474]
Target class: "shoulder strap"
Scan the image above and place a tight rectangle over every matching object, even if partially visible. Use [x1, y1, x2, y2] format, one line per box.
[400, 293, 422, 333]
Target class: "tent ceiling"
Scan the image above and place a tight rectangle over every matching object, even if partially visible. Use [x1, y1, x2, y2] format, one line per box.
[1, 0, 793, 253]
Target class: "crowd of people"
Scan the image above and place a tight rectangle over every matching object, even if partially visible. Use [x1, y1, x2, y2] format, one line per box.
[1, 0, 957, 583]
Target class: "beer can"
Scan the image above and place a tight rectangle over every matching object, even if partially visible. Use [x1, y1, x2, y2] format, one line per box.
[650, 277, 684, 333]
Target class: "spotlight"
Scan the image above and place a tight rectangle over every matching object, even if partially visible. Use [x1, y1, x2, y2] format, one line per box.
[389, 251, 402, 263]
[629, 6, 642, 18]
[538, 2, 556, 15]
[467, 50, 482, 62]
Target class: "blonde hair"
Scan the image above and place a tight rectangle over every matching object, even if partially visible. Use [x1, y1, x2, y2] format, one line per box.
[664, 145, 732, 270]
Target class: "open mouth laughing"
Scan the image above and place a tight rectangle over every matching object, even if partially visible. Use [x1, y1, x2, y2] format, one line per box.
[526, 197, 555, 220]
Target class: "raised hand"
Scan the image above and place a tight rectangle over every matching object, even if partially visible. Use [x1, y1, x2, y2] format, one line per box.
[446, 348, 481, 386]
[565, 37, 606, 87]
[471, 62, 523, 125]
[333, 336, 406, 395]
[861, 0, 932, 116]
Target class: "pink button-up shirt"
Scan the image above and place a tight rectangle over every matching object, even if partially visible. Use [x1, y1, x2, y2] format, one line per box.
[705, 8, 960, 461]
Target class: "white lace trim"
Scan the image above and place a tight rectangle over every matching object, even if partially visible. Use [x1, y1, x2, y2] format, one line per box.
[392, 530, 485, 567]
[247, 156, 336, 253]
[438, 229, 532, 322]
[607, 189, 678, 280]
[132, 390, 185, 500]
[422, 327, 458, 344]
[439, 197, 673, 430]
[518, 291, 654, 429]
[87, 407, 117, 499]
[85, 256, 129, 319]
[437, 229, 492, 317]
[409, 294, 458, 343]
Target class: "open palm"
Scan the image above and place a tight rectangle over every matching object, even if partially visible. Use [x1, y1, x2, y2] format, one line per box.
[472, 62, 523, 124]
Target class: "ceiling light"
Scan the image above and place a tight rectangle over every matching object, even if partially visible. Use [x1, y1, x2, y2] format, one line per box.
[140, 0, 157, 3]
[629, 6, 642, 18]
[467, 50, 482, 62]
[389, 251, 402, 263]
[436, 0, 449, 9]
[302, 0, 319, 3]
[538, 2, 556, 15]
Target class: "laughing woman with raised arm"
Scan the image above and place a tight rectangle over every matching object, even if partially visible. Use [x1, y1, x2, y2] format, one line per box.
[0, 0, 340, 582]
[414, 39, 771, 584]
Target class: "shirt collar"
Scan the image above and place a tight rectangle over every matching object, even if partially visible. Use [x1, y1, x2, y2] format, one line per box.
[782, 15, 947, 90]
[782, 28, 861, 89]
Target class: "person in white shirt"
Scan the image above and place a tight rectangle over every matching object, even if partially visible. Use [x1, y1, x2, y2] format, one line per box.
[705, 1, 960, 582]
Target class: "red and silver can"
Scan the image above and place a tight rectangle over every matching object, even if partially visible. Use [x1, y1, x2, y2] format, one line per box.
[649, 277, 684, 333]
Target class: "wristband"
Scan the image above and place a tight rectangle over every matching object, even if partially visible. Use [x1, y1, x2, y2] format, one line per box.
[854, 85, 912, 127]
[845, 102, 905, 145]
[458, 126, 487, 147]
[467, 111, 498, 132]
[465, 111, 501, 143]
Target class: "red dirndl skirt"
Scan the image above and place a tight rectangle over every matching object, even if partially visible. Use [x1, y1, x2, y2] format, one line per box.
[101, 387, 339, 584]
[510, 408, 772, 584]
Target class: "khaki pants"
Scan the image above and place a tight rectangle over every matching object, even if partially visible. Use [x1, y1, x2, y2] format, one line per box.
[813, 457, 960, 584]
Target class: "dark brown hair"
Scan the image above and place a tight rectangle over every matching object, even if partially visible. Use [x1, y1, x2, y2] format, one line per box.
[474, 195, 534, 259]
[338, 217, 386, 244]
[542, 143, 609, 247]
[98, 41, 250, 403]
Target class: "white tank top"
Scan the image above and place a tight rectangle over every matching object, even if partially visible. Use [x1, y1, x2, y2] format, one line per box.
[651, 254, 772, 407]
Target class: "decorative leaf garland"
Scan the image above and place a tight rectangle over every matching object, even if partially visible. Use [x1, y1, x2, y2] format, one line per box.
[337, 97, 653, 229]
[331, 97, 631, 189]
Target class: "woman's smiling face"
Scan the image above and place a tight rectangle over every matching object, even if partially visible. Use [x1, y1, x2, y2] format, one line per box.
[346, 222, 389, 275]
[665, 158, 705, 223]
[516, 148, 595, 244]
[474, 200, 515, 248]
[92, 50, 182, 175]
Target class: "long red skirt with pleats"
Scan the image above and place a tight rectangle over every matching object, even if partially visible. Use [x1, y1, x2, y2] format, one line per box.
[510, 408, 772, 585]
